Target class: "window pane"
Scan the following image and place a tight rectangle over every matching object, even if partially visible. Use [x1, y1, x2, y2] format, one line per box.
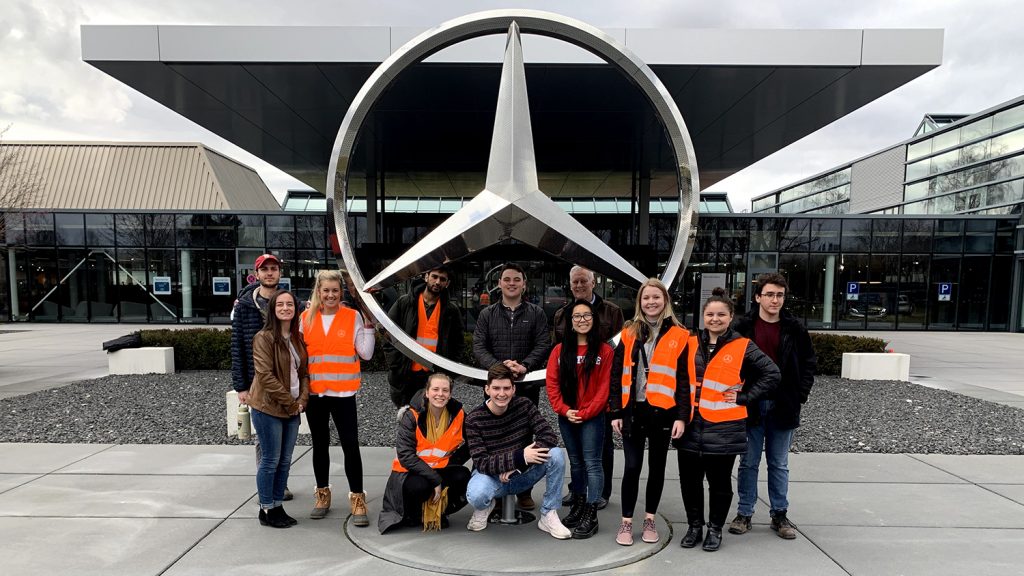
[266, 215, 295, 248]
[933, 220, 964, 253]
[238, 214, 265, 247]
[899, 254, 929, 329]
[175, 215, 204, 247]
[907, 139, 932, 162]
[808, 219, 840, 252]
[994, 104, 1024, 132]
[206, 214, 238, 247]
[115, 214, 145, 247]
[902, 219, 933, 252]
[840, 219, 871, 252]
[55, 213, 84, 246]
[85, 214, 114, 246]
[147, 215, 176, 247]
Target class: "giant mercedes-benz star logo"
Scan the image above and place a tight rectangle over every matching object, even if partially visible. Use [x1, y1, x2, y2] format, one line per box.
[328, 10, 699, 381]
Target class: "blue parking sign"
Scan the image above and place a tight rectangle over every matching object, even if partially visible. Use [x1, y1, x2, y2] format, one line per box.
[846, 282, 859, 301]
[938, 282, 952, 301]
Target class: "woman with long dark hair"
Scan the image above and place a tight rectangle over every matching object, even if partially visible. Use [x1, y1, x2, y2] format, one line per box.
[675, 287, 779, 552]
[609, 278, 689, 546]
[546, 299, 613, 539]
[249, 289, 309, 528]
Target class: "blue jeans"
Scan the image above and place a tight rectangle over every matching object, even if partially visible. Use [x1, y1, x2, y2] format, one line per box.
[466, 447, 565, 516]
[251, 408, 300, 509]
[558, 416, 605, 504]
[736, 400, 795, 517]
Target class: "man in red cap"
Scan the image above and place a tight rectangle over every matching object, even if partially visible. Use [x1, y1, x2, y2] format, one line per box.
[232, 253, 302, 500]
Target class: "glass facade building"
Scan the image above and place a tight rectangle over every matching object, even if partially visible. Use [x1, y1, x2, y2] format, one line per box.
[3, 208, 1020, 332]
[752, 96, 1024, 217]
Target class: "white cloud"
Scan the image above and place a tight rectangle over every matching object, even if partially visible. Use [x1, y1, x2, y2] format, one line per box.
[3, 0, 1024, 206]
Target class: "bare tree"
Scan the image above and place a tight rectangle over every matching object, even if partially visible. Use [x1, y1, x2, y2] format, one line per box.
[0, 127, 43, 239]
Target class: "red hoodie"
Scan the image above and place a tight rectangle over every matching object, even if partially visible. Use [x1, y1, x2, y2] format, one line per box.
[545, 342, 613, 421]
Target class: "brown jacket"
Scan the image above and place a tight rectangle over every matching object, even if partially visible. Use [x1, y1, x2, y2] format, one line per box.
[249, 330, 310, 418]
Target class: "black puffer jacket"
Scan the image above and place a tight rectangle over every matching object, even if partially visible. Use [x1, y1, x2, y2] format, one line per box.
[674, 328, 780, 456]
[383, 284, 465, 389]
[608, 321, 690, 437]
[732, 309, 816, 430]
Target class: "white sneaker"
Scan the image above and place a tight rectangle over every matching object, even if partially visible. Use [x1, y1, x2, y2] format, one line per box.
[537, 509, 572, 539]
[467, 500, 495, 531]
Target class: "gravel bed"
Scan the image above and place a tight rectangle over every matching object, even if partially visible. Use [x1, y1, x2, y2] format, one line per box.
[1, 372, 1022, 454]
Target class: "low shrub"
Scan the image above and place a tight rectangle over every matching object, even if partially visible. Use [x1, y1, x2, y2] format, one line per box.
[137, 328, 478, 373]
[809, 333, 888, 376]
[139, 328, 232, 371]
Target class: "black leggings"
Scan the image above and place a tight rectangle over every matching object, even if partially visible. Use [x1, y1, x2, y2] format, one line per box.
[678, 451, 737, 527]
[306, 394, 363, 492]
[619, 404, 671, 518]
[402, 466, 471, 521]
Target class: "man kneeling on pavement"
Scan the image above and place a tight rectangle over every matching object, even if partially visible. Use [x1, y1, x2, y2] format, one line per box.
[463, 363, 572, 539]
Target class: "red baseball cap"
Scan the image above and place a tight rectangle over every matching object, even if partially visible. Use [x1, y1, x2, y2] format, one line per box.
[254, 254, 281, 269]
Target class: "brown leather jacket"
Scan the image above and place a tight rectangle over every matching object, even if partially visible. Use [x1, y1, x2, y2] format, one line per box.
[249, 330, 309, 418]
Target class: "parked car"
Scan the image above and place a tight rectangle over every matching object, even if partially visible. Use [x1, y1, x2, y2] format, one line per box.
[846, 292, 888, 319]
[897, 294, 914, 314]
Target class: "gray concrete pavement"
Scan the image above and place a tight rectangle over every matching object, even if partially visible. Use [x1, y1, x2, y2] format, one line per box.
[840, 331, 1024, 410]
[1, 443, 1023, 575]
[0, 323, 197, 399]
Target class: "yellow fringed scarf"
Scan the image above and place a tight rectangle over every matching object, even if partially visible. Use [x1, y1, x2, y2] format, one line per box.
[421, 408, 452, 532]
[422, 487, 448, 532]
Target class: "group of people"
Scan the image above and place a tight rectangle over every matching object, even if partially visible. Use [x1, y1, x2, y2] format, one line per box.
[231, 255, 817, 552]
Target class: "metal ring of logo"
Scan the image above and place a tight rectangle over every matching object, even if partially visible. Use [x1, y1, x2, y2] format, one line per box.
[328, 9, 699, 381]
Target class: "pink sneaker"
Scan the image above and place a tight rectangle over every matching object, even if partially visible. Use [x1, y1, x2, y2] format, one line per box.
[641, 517, 659, 543]
[615, 520, 633, 546]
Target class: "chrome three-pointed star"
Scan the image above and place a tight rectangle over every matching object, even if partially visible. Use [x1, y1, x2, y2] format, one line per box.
[364, 22, 647, 291]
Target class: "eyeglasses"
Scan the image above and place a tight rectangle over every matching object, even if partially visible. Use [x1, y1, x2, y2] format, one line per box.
[761, 292, 786, 300]
[571, 313, 594, 322]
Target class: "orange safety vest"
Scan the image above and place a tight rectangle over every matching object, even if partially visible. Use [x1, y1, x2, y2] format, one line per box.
[686, 336, 749, 423]
[620, 325, 689, 410]
[302, 307, 361, 395]
[411, 294, 441, 372]
[392, 408, 466, 472]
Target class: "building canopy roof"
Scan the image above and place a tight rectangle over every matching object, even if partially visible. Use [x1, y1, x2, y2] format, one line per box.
[82, 24, 943, 193]
[0, 142, 280, 211]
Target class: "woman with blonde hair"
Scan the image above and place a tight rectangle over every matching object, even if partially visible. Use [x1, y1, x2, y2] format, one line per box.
[301, 269, 376, 527]
[609, 278, 689, 546]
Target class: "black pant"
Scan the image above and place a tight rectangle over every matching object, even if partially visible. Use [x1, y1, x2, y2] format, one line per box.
[620, 403, 671, 518]
[306, 395, 363, 492]
[390, 370, 429, 408]
[402, 466, 471, 522]
[602, 414, 614, 499]
[678, 451, 737, 527]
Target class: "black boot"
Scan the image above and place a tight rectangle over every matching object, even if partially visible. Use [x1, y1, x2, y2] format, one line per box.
[266, 506, 293, 529]
[702, 523, 722, 551]
[680, 522, 703, 548]
[562, 493, 586, 529]
[279, 506, 298, 526]
[571, 503, 599, 539]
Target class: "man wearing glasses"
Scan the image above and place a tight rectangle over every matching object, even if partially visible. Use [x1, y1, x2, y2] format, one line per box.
[728, 273, 816, 540]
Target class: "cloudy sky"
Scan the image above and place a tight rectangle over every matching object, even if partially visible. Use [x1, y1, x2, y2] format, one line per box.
[2, 0, 1023, 210]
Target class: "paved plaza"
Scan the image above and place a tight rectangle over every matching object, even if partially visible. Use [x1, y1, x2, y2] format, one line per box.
[1, 444, 1023, 575]
[1, 327, 1023, 574]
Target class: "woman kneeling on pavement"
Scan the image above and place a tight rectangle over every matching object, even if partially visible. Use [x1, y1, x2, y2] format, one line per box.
[250, 289, 309, 528]
[379, 373, 471, 533]
[675, 287, 779, 552]
[545, 299, 613, 539]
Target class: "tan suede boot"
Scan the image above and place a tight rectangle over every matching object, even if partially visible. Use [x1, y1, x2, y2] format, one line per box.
[310, 485, 331, 519]
[349, 491, 369, 527]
